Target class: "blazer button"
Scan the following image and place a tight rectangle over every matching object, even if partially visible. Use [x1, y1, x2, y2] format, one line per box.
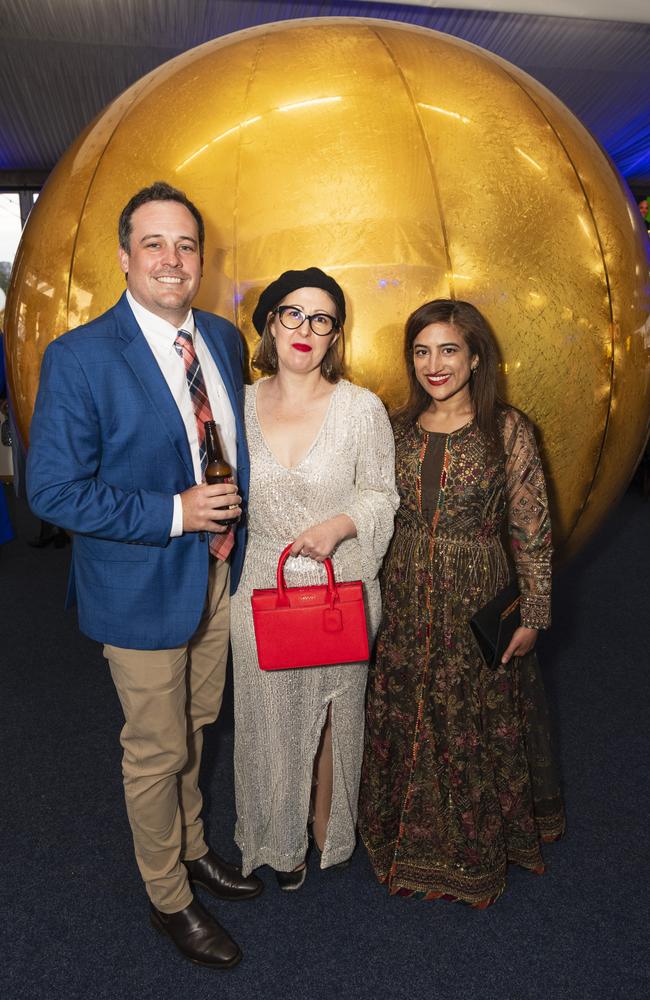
[198, 532, 206, 542]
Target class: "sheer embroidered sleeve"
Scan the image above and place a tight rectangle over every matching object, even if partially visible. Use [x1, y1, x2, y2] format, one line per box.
[503, 409, 552, 629]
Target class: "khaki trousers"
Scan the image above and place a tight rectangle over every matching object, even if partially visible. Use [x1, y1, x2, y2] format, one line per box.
[104, 557, 230, 913]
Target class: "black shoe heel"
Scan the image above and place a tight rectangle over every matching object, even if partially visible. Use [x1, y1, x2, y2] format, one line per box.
[275, 865, 307, 891]
[308, 824, 352, 871]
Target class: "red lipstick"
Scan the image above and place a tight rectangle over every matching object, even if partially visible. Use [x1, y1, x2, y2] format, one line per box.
[292, 343, 312, 353]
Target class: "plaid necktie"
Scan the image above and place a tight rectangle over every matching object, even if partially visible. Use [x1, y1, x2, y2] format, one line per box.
[174, 328, 234, 560]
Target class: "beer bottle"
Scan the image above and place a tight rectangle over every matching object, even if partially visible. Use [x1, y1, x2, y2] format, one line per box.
[204, 420, 232, 484]
[204, 420, 235, 525]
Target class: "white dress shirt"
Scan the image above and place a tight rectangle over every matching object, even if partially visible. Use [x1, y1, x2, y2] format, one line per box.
[126, 290, 238, 537]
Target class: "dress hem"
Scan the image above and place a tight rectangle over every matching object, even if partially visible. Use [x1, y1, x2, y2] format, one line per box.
[361, 813, 565, 904]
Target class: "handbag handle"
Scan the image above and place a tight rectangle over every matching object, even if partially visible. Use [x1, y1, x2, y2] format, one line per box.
[276, 542, 338, 608]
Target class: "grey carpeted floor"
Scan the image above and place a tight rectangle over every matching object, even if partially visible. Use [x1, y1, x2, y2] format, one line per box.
[1, 486, 648, 1000]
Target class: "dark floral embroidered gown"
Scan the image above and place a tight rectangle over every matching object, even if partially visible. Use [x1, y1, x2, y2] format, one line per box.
[359, 408, 564, 904]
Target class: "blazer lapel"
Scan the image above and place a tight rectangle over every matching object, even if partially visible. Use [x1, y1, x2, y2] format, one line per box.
[114, 294, 194, 480]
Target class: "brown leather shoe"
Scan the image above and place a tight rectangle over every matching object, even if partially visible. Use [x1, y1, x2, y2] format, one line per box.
[184, 849, 263, 901]
[149, 898, 242, 969]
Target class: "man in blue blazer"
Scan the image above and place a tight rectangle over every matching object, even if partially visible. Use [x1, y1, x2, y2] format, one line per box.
[27, 182, 262, 969]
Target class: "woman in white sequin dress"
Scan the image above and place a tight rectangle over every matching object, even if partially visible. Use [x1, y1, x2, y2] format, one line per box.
[230, 268, 398, 888]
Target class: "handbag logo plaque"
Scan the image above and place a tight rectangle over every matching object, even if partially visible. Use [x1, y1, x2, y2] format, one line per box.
[251, 544, 369, 671]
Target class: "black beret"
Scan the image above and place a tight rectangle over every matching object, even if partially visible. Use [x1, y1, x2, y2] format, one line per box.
[252, 267, 346, 335]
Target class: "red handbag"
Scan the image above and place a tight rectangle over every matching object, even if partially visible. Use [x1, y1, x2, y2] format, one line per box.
[251, 543, 369, 671]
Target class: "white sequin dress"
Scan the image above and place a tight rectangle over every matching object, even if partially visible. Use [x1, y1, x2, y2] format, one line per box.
[231, 379, 398, 874]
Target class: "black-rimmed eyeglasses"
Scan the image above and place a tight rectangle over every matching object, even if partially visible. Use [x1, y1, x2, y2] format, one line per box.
[272, 305, 339, 336]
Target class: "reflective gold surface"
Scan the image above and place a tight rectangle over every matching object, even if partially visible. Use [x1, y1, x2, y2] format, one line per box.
[5, 18, 649, 556]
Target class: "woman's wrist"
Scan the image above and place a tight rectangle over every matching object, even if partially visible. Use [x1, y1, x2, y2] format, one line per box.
[330, 513, 357, 542]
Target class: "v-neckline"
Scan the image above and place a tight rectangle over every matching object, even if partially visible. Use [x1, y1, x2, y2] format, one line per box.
[253, 379, 342, 471]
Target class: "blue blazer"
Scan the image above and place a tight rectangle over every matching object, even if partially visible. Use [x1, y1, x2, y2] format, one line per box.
[27, 293, 249, 650]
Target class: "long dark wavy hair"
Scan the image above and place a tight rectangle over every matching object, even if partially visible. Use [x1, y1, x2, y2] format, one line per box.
[397, 299, 504, 447]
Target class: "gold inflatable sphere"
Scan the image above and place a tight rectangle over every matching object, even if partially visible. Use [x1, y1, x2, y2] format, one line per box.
[5, 18, 650, 556]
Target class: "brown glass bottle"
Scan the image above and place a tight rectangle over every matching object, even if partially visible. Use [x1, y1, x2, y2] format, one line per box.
[204, 420, 234, 526]
[204, 420, 232, 484]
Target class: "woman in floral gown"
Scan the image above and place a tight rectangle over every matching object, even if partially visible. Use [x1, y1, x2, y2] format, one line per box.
[359, 299, 564, 906]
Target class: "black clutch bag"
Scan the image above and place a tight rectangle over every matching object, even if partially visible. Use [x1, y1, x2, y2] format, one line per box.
[470, 581, 521, 669]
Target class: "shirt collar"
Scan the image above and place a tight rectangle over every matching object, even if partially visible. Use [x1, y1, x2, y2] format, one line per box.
[126, 289, 195, 348]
